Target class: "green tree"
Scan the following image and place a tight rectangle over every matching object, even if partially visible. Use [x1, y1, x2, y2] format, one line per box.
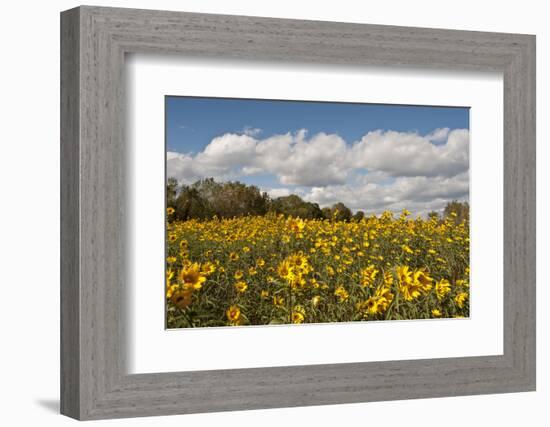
[193, 178, 269, 218]
[352, 210, 365, 222]
[321, 207, 332, 220]
[427, 211, 440, 221]
[166, 177, 179, 209]
[173, 186, 214, 220]
[443, 200, 469, 224]
[167, 177, 360, 222]
[269, 195, 323, 219]
[330, 202, 352, 222]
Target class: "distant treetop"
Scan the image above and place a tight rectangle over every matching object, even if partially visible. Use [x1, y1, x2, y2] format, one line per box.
[166, 177, 468, 223]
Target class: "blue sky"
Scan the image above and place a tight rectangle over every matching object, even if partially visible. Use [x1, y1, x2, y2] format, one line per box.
[166, 96, 470, 215]
[166, 96, 469, 153]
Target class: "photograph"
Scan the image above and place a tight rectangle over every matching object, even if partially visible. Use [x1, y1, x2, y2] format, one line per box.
[164, 97, 471, 328]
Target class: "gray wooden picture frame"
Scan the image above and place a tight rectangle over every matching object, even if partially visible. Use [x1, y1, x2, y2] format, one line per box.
[60, 5, 536, 420]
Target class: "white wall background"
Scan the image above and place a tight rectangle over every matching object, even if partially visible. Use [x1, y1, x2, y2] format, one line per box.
[0, 0, 546, 425]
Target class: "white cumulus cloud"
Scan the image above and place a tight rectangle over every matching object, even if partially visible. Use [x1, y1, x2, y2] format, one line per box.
[167, 127, 470, 215]
[302, 172, 469, 216]
[350, 129, 469, 178]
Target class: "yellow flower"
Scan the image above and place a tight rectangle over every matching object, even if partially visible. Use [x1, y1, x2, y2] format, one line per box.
[166, 256, 177, 264]
[431, 309, 442, 317]
[248, 267, 257, 276]
[170, 289, 193, 309]
[277, 260, 291, 279]
[361, 265, 379, 287]
[166, 207, 175, 215]
[166, 281, 178, 298]
[229, 252, 239, 261]
[287, 217, 306, 235]
[435, 279, 451, 300]
[397, 266, 422, 301]
[413, 268, 433, 292]
[375, 285, 394, 307]
[364, 296, 382, 315]
[454, 292, 469, 308]
[166, 267, 177, 297]
[456, 279, 469, 288]
[201, 261, 216, 276]
[311, 295, 321, 307]
[256, 258, 266, 267]
[260, 290, 269, 298]
[179, 263, 206, 290]
[334, 286, 349, 303]
[397, 265, 412, 285]
[273, 295, 284, 307]
[358, 283, 394, 317]
[242, 246, 251, 253]
[402, 244, 413, 254]
[234, 281, 248, 293]
[226, 305, 242, 325]
[291, 305, 306, 324]
[383, 270, 394, 287]
[277, 253, 310, 288]
[234, 270, 244, 280]
[288, 252, 310, 273]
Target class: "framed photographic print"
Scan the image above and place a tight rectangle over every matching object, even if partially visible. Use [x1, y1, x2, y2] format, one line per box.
[164, 97, 471, 329]
[61, 5, 536, 420]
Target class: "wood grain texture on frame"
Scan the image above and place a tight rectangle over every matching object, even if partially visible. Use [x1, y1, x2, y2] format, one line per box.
[60, 5, 536, 420]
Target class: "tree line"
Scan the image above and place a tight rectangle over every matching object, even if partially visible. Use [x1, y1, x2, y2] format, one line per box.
[167, 177, 468, 223]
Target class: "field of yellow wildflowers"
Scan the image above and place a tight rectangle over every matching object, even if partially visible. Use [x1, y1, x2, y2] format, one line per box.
[166, 209, 469, 328]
